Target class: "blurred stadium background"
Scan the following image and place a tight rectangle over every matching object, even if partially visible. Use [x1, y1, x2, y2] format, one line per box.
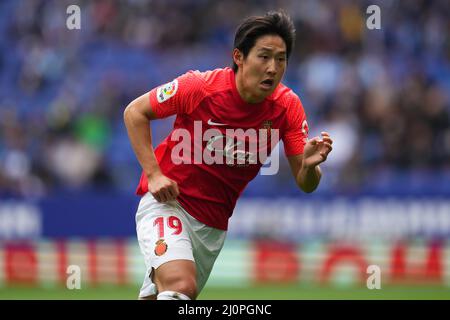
[1, 0, 450, 299]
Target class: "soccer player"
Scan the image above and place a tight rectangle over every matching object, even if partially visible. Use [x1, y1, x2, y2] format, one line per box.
[124, 11, 333, 300]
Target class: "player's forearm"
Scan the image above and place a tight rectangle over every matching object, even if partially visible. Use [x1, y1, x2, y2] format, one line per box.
[297, 164, 322, 193]
[124, 104, 161, 178]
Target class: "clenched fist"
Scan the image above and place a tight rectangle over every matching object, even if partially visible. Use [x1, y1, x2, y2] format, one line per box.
[147, 172, 180, 203]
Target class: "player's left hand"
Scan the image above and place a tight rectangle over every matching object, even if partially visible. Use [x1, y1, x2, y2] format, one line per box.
[302, 131, 333, 168]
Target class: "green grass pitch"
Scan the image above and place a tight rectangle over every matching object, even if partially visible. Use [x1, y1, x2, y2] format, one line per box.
[1, 284, 449, 300]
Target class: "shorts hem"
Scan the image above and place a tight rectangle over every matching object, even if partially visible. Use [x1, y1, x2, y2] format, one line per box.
[150, 246, 195, 270]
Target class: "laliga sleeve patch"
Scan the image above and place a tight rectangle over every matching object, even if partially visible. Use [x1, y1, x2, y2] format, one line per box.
[301, 119, 309, 142]
[156, 79, 178, 103]
[301, 119, 309, 136]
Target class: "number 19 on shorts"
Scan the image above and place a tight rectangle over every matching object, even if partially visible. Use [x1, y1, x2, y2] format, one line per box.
[153, 216, 183, 238]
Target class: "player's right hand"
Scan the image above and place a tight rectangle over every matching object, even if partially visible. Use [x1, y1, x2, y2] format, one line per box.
[147, 172, 179, 203]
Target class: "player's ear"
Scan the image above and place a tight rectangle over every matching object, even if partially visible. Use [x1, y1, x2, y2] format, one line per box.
[232, 48, 244, 68]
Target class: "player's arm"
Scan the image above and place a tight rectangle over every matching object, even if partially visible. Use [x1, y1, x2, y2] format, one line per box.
[123, 92, 179, 202]
[287, 132, 333, 193]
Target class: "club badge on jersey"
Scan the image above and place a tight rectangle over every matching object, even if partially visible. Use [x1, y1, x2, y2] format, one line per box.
[157, 79, 178, 103]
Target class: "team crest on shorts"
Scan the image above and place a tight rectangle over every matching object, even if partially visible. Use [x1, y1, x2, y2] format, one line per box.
[156, 79, 178, 103]
[154, 239, 168, 256]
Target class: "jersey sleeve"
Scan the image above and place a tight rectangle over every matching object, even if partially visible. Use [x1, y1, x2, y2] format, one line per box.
[282, 95, 309, 156]
[148, 70, 206, 118]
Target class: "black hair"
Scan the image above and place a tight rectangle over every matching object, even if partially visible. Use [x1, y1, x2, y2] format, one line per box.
[232, 10, 296, 72]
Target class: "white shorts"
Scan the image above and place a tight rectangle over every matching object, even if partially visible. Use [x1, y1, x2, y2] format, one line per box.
[135, 192, 227, 298]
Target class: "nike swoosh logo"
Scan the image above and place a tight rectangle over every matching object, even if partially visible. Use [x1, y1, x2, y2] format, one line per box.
[207, 119, 228, 126]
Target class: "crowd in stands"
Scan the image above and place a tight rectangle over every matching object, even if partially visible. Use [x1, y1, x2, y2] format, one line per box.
[0, 0, 449, 198]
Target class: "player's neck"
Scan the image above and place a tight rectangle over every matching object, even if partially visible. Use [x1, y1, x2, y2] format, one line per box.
[234, 71, 265, 104]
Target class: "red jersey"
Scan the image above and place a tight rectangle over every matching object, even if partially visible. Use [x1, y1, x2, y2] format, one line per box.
[136, 67, 308, 230]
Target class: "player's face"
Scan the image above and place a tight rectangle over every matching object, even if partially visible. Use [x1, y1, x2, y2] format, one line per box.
[235, 34, 287, 103]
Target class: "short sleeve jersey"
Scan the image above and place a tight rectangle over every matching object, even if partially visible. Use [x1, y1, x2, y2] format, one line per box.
[136, 68, 308, 230]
